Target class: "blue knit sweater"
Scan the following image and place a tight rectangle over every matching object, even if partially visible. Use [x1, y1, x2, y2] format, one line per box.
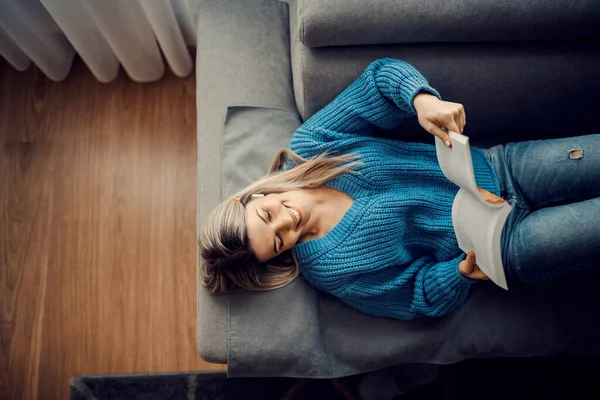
[289, 59, 500, 320]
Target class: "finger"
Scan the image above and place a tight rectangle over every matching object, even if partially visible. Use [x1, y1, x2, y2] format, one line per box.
[467, 251, 476, 264]
[458, 260, 471, 277]
[461, 108, 467, 133]
[427, 122, 452, 147]
[475, 265, 489, 280]
[466, 251, 476, 272]
[462, 252, 475, 274]
[444, 117, 461, 135]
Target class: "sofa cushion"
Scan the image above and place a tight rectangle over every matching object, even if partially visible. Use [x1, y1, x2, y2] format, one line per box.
[228, 268, 600, 378]
[294, 0, 600, 48]
[221, 106, 301, 198]
[289, 26, 600, 147]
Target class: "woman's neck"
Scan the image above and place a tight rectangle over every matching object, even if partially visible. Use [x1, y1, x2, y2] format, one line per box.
[299, 187, 354, 243]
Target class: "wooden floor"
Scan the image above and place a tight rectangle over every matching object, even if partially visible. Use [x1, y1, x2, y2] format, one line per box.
[0, 58, 225, 400]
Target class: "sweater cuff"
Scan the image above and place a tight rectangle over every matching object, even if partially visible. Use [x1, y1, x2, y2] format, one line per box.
[438, 256, 479, 292]
[374, 60, 442, 115]
[406, 85, 442, 114]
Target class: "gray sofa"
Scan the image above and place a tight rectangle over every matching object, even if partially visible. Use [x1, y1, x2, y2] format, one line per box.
[196, 0, 600, 377]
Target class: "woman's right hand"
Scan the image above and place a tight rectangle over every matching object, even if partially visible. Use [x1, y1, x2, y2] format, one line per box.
[413, 93, 466, 147]
[459, 251, 489, 280]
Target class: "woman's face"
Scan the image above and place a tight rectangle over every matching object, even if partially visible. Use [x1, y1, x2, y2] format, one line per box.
[245, 191, 317, 262]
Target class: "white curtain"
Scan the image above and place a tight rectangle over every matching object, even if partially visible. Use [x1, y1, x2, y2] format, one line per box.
[0, 0, 198, 82]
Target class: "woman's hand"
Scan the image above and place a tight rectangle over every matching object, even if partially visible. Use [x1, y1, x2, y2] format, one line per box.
[413, 93, 466, 147]
[458, 251, 489, 280]
[477, 187, 505, 205]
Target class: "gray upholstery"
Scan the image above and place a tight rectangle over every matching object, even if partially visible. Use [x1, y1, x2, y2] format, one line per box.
[290, 1, 600, 140]
[196, 0, 600, 373]
[229, 269, 600, 378]
[221, 106, 301, 198]
[196, 0, 296, 364]
[290, 40, 600, 145]
[297, 0, 600, 47]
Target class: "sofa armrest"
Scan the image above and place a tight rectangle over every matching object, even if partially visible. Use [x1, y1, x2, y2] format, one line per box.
[294, 0, 600, 48]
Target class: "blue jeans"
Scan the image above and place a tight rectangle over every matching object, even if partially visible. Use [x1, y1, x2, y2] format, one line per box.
[482, 134, 600, 285]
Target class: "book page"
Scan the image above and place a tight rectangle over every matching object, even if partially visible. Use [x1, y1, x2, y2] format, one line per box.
[452, 190, 511, 290]
[435, 131, 479, 198]
[435, 132, 512, 290]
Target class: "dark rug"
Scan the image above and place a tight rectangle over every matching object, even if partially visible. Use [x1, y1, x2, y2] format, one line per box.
[70, 372, 358, 400]
[70, 356, 600, 400]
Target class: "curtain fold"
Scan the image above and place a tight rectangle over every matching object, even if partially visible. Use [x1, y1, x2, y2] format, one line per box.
[0, 0, 75, 81]
[138, 0, 192, 78]
[0, 27, 31, 72]
[0, 0, 195, 83]
[39, 0, 119, 83]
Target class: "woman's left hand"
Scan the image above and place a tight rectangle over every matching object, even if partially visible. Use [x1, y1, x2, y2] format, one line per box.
[413, 93, 466, 147]
[458, 251, 489, 281]
[477, 187, 506, 205]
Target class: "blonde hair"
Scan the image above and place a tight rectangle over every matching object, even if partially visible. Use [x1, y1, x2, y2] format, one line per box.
[198, 149, 360, 294]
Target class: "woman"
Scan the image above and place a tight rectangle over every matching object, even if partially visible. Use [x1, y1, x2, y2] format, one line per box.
[199, 58, 600, 320]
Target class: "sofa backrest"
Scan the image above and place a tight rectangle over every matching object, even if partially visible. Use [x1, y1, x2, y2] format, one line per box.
[289, 0, 600, 148]
[297, 0, 600, 47]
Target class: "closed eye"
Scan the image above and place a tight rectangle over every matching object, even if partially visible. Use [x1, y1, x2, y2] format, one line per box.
[262, 208, 283, 253]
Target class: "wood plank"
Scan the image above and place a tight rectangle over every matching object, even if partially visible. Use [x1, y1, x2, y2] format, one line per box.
[1, 58, 225, 400]
[0, 63, 55, 400]
[0, 142, 54, 400]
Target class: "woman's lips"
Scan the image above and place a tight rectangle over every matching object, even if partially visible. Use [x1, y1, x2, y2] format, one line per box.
[285, 204, 303, 229]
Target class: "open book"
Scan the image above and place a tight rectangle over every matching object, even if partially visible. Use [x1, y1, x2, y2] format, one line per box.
[435, 132, 512, 290]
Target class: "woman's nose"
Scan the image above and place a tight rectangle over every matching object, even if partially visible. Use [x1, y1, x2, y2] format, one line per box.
[273, 207, 293, 231]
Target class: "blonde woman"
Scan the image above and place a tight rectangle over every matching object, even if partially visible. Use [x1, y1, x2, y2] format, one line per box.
[199, 58, 600, 320]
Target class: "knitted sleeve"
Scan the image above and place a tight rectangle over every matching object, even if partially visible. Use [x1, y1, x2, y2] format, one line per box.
[337, 255, 477, 320]
[294, 58, 441, 141]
